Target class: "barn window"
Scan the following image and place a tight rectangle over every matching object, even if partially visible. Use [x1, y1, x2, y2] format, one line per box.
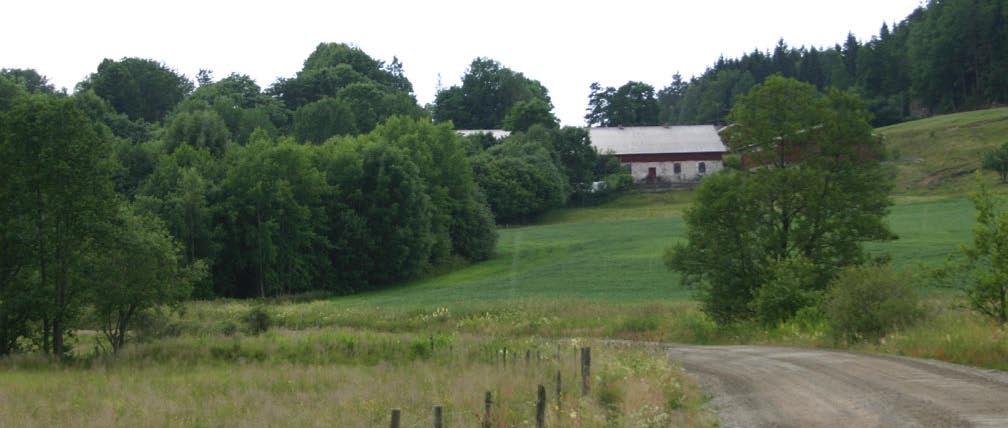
[698, 162, 707, 174]
[673, 163, 682, 174]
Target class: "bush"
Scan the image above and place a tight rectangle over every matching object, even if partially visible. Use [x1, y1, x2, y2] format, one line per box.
[243, 307, 273, 335]
[822, 265, 923, 343]
[750, 256, 822, 325]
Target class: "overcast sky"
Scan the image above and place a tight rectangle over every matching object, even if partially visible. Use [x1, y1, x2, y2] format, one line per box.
[3, 0, 924, 126]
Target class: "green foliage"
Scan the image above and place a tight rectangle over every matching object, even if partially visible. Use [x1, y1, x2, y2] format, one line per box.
[940, 176, 1008, 323]
[216, 138, 330, 297]
[162, 109, 232, 156]
[293, 97, 357, 143]
[585, 81, 661, 127]
[472, 139, 568, 223]
[89, 206, 206, 352]
[354, 142, 435, 284]
[750, 256, 822, 325]
[334, 82, 423, 134]
[0, 74, 27, 111]
[362, 117, 497, 262]
[136, 144, 218, 282]
[660, 1, 1008, 126]
[822, 264, 922, 343]
[184, 73, 289, 144]
[271, 43, 415, 111]
[0, 94, 119, 356]
[78, 57, 194, 122]
[982, 142, 1008, 183]
[674, 69, 754, 125]
[432, 57, 551, 129]
[242, 307, 272, 335]
[667, 77, 893, 324]
[1, 68, 56, 95]
[502, 98, 557, 132]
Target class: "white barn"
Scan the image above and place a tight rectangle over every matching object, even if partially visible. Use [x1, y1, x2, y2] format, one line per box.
[589, 125, 728, 184]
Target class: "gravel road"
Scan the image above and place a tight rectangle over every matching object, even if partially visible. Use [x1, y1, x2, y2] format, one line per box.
[665, 345, 1008, 428]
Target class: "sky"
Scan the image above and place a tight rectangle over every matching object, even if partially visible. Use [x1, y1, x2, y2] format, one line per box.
[2, 0, 925, 126]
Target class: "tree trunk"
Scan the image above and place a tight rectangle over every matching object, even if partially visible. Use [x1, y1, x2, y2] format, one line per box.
[42, 318, 49, 354]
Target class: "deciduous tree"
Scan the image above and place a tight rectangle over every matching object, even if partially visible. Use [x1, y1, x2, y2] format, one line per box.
[665, 77, 893, 324]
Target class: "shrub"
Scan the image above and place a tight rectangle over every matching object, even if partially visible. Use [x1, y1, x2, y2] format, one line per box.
[822, 265, 923, 343]
[243, 307, 273, 335]
[750, 256, 822, 325]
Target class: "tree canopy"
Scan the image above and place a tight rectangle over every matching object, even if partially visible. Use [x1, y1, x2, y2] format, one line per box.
[78, 58, 194, 123]
[658, 0, 1008, 126]
[665, 77, 893, 324]
[432, 58, 553, 129]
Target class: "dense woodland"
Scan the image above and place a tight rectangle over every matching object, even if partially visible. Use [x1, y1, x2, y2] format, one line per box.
[586, 0, 1008, 127]
[1, 0, 1005, 356]
[0, 42, 626, 356]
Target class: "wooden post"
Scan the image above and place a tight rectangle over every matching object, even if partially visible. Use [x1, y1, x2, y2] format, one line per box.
[580, 347, 591, 395]
[433, 405, 443, 428]
[503, 348, 508, 366]
[536, 384, 546, 428]
[525, 349, 530, 366]
[483, 391, 492, 428]
[390, 409, 401, 428]
[555, 370, 562, 409]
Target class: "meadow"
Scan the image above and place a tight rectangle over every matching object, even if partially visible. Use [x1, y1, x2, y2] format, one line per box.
[5, 109, 1008, 427]
[0, 333, 713, 427]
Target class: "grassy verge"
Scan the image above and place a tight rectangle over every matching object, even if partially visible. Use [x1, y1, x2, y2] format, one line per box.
[0, 333, 714, 428]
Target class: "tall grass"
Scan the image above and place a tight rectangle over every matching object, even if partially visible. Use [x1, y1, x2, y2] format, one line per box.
[0, 335, 715, 428]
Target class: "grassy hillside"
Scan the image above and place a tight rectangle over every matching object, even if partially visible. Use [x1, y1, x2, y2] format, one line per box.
[327, 192, 974, 309]
[879, 107, 1008, 195]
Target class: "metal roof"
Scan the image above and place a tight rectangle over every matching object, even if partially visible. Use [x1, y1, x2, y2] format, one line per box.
[589, 125, 727, 155]
[456, 129, 511, 139]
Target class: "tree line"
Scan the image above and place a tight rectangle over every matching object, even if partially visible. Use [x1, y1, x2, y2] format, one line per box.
[587, 0, 1008, 128]
[0, 43, 625, 357]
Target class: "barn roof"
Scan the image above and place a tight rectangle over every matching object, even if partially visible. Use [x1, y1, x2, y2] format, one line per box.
[456, 129, 511, 139]
[589, 125, 727, 155]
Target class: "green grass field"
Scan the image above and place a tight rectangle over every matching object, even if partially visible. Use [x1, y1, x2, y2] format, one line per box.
[334, 192, 976, 309]
[879, 107, 1008, 195]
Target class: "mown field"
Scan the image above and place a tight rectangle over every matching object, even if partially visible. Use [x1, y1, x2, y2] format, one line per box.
[321, 193, 975, 308]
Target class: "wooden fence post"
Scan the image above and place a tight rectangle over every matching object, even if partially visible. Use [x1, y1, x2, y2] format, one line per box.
[432, 405, 443, 428]
[555, 370, 562, 410]
[536, 384, 546, 428]
[390, 408, 401, 428]
[525, 349, 530, 366]
[580, 347, 591, 395]
[483, 391, 493, 428]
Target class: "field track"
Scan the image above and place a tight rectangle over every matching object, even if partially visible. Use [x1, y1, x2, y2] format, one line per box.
[664, 345, 1008, 428]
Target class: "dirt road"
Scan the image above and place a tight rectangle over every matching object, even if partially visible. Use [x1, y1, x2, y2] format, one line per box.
[665, 345, 1008, 428]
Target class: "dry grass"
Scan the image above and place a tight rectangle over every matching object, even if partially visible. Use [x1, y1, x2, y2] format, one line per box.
[0, 336, 715, 428]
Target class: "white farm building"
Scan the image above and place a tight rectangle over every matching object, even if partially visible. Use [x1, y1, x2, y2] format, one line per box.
[589, 125, 728, 184]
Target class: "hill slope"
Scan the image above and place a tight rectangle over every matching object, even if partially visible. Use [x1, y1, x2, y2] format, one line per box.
[879, 107, 1008, 195]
